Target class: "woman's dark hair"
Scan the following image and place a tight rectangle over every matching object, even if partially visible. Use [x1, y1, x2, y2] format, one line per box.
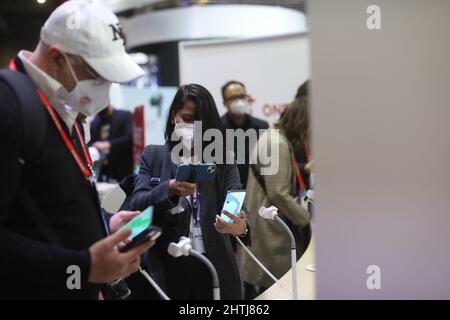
[275, 95, 310, 155]
[164, 83, 226, 159]
[295, 80, 309, 99]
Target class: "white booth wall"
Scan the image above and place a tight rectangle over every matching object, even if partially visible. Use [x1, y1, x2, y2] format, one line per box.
[179, 33, 309, 125]
[311, 0, 450, 299]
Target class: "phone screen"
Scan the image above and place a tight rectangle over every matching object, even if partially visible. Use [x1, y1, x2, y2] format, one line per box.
[220, 191, 246, 223]
[119, 206, 153, 240]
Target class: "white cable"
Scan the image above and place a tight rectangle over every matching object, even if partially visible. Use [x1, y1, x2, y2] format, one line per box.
[138, 267, 170, 300]
[234, 236, 292, 295]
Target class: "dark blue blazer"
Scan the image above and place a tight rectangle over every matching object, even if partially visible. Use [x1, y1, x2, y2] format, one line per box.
[89, 109, 133, 181]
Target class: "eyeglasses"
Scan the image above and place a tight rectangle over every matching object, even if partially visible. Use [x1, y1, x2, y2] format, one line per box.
[225, 94, 248, 102]
[83, 62, 103, 80]
[65, 53, 104, 81]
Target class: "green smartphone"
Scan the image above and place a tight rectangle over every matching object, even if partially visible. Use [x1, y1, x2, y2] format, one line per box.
[118, 206, 162, 252]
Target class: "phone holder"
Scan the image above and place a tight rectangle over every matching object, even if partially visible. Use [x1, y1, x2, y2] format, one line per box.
[168, 237, 220, 300]
[258, 206, 299, 300]
[167, 236, 192, 257]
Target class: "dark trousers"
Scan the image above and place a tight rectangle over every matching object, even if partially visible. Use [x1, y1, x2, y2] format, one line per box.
[165, 254, 213, 300]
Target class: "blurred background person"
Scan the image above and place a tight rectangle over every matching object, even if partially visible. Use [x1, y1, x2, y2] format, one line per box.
[294, 80, 313, 188]
[241, 94, 312, 299]
[220, 80, 269, 187]
[295, 79, 309, 100]
[89, 103, 133, 182]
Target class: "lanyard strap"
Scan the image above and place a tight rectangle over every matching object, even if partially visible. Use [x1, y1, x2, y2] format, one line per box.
[37, 90, 93, 180]
[293, 156, 306, 191]
[8, 59, 17, 71]
[305, 144, 310, 162]
[9, 60, 94, 181]
[294, 144, 311, 191]
[191, 189, 200, 223]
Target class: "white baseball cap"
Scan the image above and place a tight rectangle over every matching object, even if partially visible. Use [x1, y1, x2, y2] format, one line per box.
[41, 0, 144, 83]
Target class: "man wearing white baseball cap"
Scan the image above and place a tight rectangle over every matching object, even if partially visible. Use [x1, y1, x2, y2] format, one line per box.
[0, 0, 152, 299]
[39, 0, 145, 116]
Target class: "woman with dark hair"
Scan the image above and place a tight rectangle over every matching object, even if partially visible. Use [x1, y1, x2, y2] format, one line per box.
[295, 79, 309, 100]
[128, 84, 251, 300]
[241, 95, 312, 298]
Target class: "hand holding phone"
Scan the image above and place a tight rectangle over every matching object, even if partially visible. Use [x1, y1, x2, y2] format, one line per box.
[117, 206, 162, 252]
[169, 179, 196, 197]
[220, 190, 246, 223]
[215, 211, 246, 235]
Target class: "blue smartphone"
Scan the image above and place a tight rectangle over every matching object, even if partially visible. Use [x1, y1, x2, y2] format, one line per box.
[195, 163, 216, 182]
[175, 163, 193, 182]
[220, 190, 246, 223]
[175, 163, 216, 183]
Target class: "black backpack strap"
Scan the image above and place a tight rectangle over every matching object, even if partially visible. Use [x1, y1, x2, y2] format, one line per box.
[0, 69, 61, 246]
[146, 144, 166, 187]
[0, 69, 47, 161]
[119, 144, 166, 210]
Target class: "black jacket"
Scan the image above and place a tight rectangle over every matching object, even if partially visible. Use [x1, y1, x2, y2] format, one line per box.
[129, 144, 251, 299]
[221, 113, 269, 187]
[89, 109, 133, 181]
[0, 58, 107, 299]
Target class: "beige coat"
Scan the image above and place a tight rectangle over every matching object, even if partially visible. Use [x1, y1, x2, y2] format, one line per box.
[242, 129, 310, 288]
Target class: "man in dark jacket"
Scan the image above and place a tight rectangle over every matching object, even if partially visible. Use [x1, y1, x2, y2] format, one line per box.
[89, 104, 134, 182]
[220, 81, 269, 187]
[0, 1, 152, 299]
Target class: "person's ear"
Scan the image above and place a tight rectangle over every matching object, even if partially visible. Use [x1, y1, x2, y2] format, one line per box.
[47, 47, 64, 76]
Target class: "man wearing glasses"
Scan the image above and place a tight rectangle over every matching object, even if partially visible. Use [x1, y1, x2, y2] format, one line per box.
[221, 81, 269, 188]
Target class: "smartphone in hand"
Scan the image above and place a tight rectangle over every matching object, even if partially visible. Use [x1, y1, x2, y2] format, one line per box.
[175, 163, 216, 183]
[220, 190, 246, 223]
[118, 206, 162, 252]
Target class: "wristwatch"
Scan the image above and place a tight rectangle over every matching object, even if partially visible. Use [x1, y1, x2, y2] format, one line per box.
[237, 228, 248, 238]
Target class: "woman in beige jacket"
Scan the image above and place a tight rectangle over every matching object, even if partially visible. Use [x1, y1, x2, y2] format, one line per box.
[242, 96, 312, 295]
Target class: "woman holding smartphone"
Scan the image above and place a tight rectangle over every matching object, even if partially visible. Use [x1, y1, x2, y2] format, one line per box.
[128, 84, 251, 300]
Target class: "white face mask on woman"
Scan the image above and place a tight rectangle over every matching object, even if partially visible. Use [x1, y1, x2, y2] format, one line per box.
[172, 118, 196, 164]
[63, 53, 111, 116]
[173, 119, 195, 141]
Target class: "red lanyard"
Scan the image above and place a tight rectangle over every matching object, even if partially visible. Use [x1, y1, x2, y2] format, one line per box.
[8, 59, 16, 70]
[293, 158, 306, 191]
[305, 145, 310, 162]
[293, 145, 310, 191]
[9, 60, 94, 182]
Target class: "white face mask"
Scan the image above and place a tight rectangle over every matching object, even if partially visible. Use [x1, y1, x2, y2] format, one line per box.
[229, 98, 249, 115]
[63, 54, 111, 117]
[173, 119, 195, 163]
[174, 119, 195, 142]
